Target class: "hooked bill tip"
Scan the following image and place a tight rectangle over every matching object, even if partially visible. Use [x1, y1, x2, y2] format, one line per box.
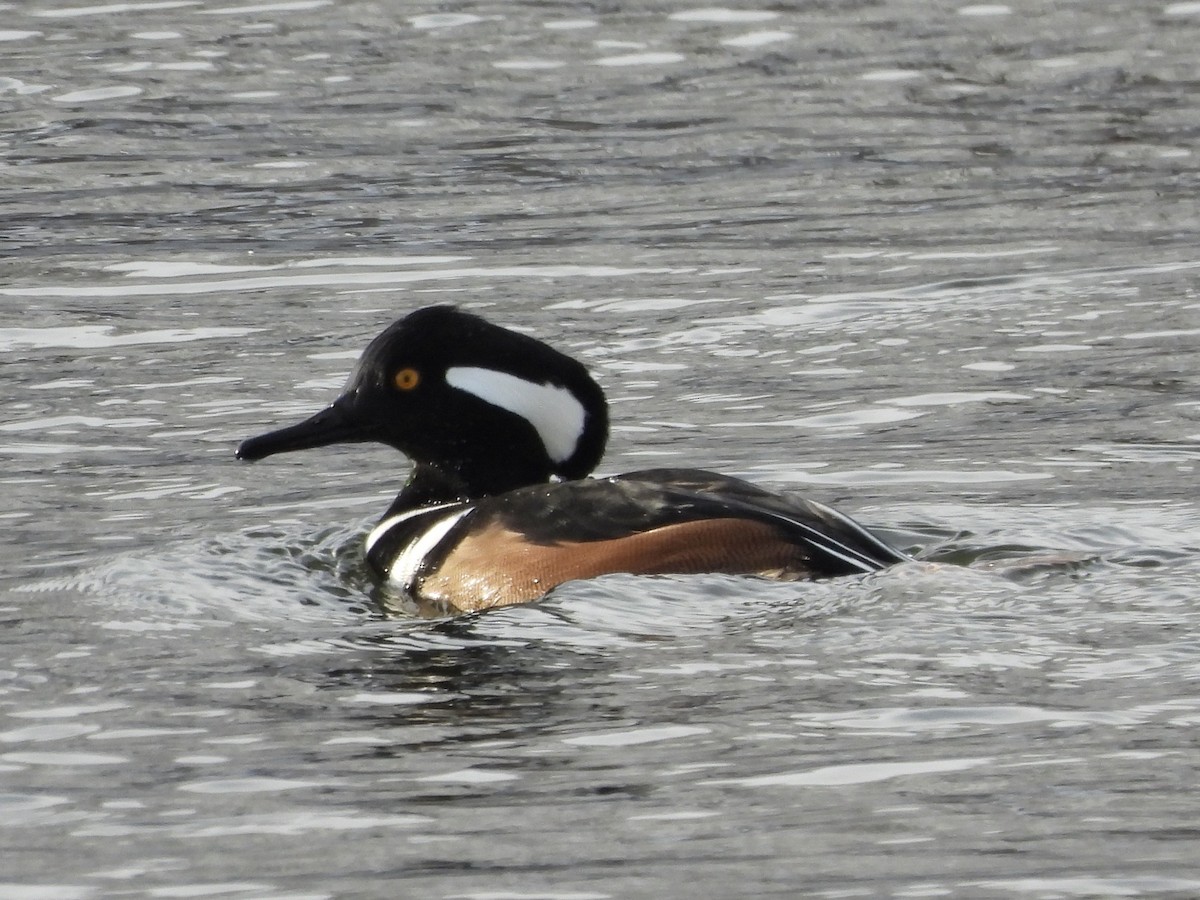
[231, 402, 365, 463]
[235, 437, 267, 462]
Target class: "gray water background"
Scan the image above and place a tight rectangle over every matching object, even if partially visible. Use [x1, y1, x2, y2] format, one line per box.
[3, 1, 1200, 897]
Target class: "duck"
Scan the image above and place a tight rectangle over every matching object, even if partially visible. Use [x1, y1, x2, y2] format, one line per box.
[236, 306, 908, 613]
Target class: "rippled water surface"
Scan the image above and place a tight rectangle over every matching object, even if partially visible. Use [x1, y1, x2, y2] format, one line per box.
[4, 1, 1200, 898]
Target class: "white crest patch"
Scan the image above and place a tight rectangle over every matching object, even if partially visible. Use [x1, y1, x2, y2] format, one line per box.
[445, 366, 586, 465]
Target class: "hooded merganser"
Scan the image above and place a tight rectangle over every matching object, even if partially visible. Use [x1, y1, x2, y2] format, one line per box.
[237, 306, 908, 613]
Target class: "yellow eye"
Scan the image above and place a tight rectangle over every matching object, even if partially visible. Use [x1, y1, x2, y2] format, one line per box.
[393, 367, 421, 391]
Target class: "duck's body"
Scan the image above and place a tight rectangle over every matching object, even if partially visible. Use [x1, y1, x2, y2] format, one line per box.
[363, 468, 905, 612]
[238, 307, 907, 613]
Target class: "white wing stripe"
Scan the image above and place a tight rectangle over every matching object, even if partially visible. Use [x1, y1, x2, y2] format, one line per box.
[757, 501, 906, 572]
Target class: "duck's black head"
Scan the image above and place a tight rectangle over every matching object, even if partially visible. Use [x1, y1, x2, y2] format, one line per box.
[236, 306, 609, 504]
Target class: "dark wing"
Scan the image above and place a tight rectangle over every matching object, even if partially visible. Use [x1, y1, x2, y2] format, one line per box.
[471, 468, 908, 577]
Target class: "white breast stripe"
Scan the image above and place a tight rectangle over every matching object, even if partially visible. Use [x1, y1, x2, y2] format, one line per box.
[364, 501, 461, 556]
[390, 507, 474, 590]
[365, 503, 474, 591]
[446, 366, 586, 465]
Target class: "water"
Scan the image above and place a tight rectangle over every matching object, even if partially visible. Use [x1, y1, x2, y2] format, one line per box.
[3, 0, 1200, 897]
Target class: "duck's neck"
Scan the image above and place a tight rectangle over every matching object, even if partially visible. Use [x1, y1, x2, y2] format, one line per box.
[382, 460, 553, 518]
